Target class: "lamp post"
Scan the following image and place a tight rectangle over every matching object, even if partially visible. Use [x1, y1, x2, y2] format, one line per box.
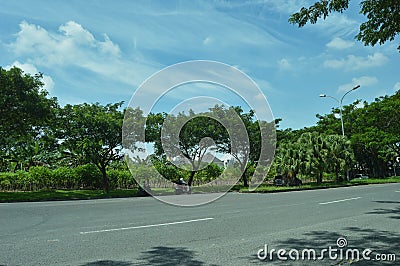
[319, 85, 360, 137]
[319, 85, 360, 181]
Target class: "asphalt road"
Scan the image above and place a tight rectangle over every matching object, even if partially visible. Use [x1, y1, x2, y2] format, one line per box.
[1, 183, 399, 265]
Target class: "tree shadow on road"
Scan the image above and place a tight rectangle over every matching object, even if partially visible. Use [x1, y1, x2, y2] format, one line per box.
[134, 246, 213, 266]
[367, 201, 400, 219]
[246, 227, 399, 265]
[80, 260, 133, 266]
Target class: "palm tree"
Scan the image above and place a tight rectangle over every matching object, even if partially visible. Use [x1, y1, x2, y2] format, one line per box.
[325, 135, 354, 182]
[299, 132, 328, 184]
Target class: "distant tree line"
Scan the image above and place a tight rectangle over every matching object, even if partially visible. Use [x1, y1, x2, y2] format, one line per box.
[1, 66, 399, 192]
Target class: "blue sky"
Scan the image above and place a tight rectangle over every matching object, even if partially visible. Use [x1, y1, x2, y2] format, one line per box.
[1, 0, 399, 129]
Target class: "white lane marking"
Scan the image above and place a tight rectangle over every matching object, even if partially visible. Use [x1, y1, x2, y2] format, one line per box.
[319, 197, 361, 205]
[80, 217, 214, 234]
[395, 191, 400, 193]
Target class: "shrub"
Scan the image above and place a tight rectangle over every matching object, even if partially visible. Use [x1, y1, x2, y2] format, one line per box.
[0, 172, 14, 191]
[52, 167, 78, 189]
[107, 169, 134, 189]
[29, 166, 52, 190]
[75, 164, 102, 189]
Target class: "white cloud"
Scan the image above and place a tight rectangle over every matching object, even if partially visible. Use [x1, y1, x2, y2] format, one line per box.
[203, 36, 213, 45]
[58, 21, 96, 45]
[277, 58, 292, 70]
[11, 21, 120, 65]
[252, 0, 310, 14]
[338, 76, 378, 92]
[308, 13, 358, 37]
[323, 52, 388, 71]
[41, 75, 55, 93]
[5, 61, 55, 93]
[99, 34, 121, 57]
[326, 37, 354, 50]
[9, 21, 154, 87]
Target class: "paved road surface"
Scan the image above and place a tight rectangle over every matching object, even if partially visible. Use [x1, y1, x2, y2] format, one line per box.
[1, 183, 399, 265]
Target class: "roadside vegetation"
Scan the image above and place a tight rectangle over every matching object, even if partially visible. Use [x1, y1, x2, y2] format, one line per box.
[233, 176, 400, 193]
[1, 61, 399, 202]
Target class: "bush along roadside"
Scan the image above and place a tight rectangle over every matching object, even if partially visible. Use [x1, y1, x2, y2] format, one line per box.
[0, 165, 137, 191]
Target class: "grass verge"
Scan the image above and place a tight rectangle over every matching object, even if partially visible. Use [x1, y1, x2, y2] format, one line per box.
[0, 189, 140, 203]
[233, 176, 400, 193]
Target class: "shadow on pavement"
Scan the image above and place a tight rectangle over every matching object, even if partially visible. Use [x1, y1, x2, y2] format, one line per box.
[80, 260, 133, 266]
[367, 201, 400, 219]
[134, 246, 213, 266]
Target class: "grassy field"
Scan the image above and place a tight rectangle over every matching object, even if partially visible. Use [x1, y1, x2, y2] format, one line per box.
[1, 176, 399, 203]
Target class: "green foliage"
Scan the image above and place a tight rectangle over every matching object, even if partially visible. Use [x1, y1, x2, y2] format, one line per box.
[75, 164, 102, 189]
[274, 131, 354, 183]
[289, 0, 400, 52]
[195, 163, 223, 184]
[29, 166, 52, 189]
[289, 0, 349, 26]
[153, 107, 230, 186]
[311, 91, 400, 177]
[51, 167, 78, 189]
[58, 102, 124, 192]
[0, 67, 57, 137]
[146, 105, 273, 187]
[0, 189, 140, 203]
[0, 172, 17, 191]
[0, 165, 139, 191]
[0, 67, 58, 172]
[1, 64, 398, 192]
[107, 168, 136, 189]
[151, 158, 189, 182]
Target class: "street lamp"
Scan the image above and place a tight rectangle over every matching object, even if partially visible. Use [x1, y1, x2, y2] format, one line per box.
[319, 85, 360, 137]
[319, 85, 360, 181]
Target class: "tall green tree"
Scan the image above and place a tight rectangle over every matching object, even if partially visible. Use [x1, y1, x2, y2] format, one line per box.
[274, 141, 304, 179]
[158, 110, 227, 186]
[325, 135, 354, 182]
[349, 92, 400, 176]
[211, 106, 252, 187]
[314, 91, 399, 177]
[0, 66, 58, 171]
[289, 0, 400, 52]
[58, 102, 124, 192]
[298, 132, 329, 184]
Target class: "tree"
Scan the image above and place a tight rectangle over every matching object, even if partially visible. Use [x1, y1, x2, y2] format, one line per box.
[296, 132, 326, 184]
[289, 0, 400, 52]
[210, 106, 276, 188]
[58, 102, 124, 192]
[210, 106, 252, 187]
[313, 91, 399, 177]
[0, 66, 58, 171]
[349, 92, 400, 177]
[158, 110, 228, 186]
[274, 141, 304, 180]
[325, 134, 354, 182]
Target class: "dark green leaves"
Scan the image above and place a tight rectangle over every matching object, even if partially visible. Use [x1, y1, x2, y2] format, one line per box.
[289, 0, 400, 52]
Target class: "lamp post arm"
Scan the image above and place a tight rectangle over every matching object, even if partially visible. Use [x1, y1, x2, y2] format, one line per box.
[325, 95, 340, 104]
[341, 89, 354, 105]
[340, 85, 360, 105]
